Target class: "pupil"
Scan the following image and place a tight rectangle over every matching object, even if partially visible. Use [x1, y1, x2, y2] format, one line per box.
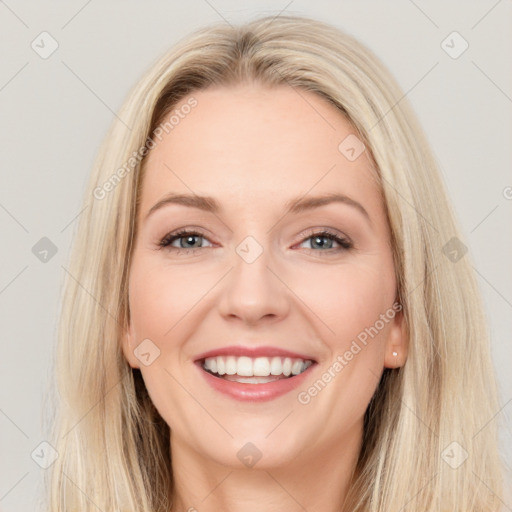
[313, 236, 331, 249]
[185, 235, 199, 248]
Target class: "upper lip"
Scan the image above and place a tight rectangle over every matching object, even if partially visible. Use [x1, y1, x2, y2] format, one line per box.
[194, 345, 317, 362]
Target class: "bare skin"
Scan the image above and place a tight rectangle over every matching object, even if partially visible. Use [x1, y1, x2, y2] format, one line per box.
[122, 83, 408, 512]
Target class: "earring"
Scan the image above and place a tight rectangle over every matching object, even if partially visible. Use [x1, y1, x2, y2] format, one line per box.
[392, 351, 398, 357]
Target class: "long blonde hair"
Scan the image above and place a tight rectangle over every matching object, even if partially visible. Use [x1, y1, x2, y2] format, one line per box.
[47, 14, 503, 511]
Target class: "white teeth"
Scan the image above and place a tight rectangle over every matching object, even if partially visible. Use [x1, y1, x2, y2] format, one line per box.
[202, 355, 313, 378]
[283, 358, 292, 376]
[217, 357, 225, 375]
[237, 356, 253, 376]
[225, 356, 237, 375]
[253, 357, 271, 376]
[270, 356, 282, 375]
[204, 357, 217, 373]
[291, 359, 304, 375]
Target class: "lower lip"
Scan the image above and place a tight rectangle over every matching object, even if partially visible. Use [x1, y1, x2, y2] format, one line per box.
[195, 361, 316, 402]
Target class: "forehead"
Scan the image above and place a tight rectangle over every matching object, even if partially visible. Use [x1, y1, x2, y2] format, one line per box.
[139, 84, 381, 219]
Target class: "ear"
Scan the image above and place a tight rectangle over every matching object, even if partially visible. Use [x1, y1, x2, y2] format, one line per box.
[383, 305, 408, 369]
[121, 319, 141, 369]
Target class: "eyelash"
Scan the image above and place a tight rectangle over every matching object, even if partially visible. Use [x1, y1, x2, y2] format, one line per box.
[158, 228, 353, 256]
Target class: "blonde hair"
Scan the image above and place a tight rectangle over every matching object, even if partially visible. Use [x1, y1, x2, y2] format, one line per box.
[47, 14, 503, 511]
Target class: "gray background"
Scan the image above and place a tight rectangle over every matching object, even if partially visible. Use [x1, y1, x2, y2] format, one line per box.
[0, 1, 511, 510]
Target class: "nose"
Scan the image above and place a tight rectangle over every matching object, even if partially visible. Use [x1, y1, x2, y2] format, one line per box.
[217, 243, 290, 326]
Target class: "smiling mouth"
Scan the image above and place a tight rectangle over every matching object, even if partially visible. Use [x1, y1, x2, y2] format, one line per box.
[199, 355, 314, 384]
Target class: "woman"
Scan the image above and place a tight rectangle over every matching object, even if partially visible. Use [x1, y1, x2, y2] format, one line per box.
[48, 14, 504, 511]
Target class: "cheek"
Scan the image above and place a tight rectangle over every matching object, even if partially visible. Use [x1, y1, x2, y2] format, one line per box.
[128, 257, 213, 341]
[295, 264, 395, 418]
[294, 262, 395, 348]
[127, 259, 204, 430]
[129, 249, 396, 353]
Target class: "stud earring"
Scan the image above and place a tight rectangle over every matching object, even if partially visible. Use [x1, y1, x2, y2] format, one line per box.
[392, 351, 398, 357]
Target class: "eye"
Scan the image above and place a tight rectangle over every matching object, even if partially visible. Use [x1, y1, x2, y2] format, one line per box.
[158, 228, 353, 255]
[296, 229, 353, 255]
[159, 229, 213, 252]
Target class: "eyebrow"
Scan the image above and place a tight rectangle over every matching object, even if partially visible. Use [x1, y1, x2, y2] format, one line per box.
[145, 192, 372, 226]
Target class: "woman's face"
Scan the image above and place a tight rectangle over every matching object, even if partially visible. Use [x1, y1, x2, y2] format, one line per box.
[122, 83, 407, 469]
